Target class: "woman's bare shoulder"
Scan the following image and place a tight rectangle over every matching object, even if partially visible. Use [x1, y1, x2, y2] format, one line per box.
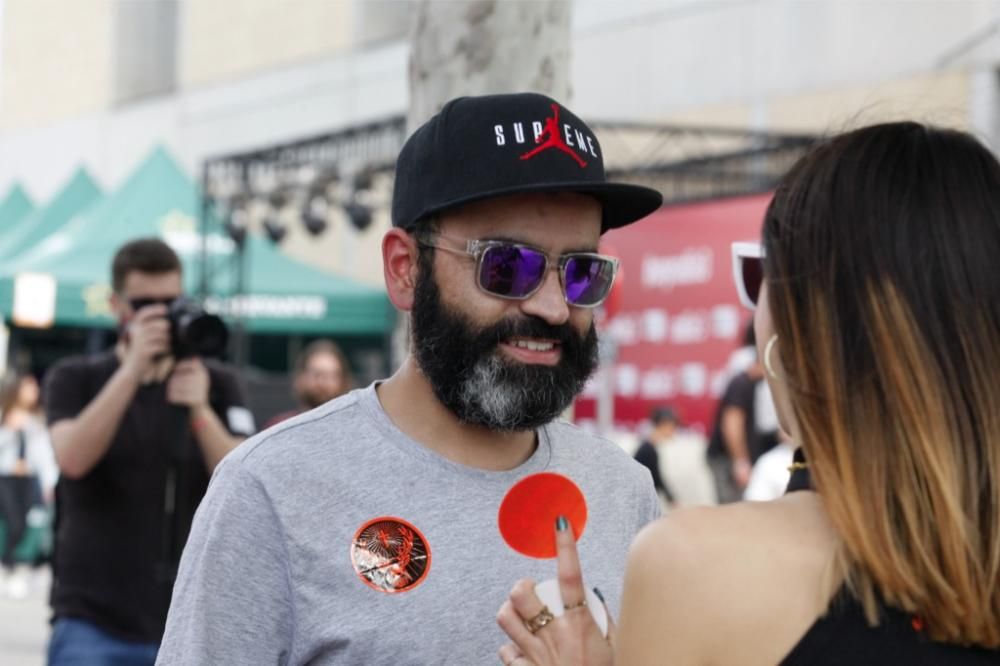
[620, 493, 841, 665]
[634, 491, 837, 559]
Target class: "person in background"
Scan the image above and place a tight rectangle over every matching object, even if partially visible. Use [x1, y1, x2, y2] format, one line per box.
[724, 322, 757, 378]
[754, 376, 781, 458]
[705, 352, 765, 503]
[264, 339, 354, 428]
[632, 406, 677, 508]
[0, 371, 58, 599]
[44, 238, 254, 666]
[743, 429, 796, 502]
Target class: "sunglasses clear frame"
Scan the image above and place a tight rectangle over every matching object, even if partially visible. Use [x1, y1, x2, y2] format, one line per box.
[731, 241, 765, 311]
[418, 233, 620, 308]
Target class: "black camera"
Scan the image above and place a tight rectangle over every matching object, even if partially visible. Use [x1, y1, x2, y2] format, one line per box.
[167, 297, 228, 359]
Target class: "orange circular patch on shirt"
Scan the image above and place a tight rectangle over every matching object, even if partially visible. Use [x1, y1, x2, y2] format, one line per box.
[351, 517, 431, 593]
[498, 473, 587, 559]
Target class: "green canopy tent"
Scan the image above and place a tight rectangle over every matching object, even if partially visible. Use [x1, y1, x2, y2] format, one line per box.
[0, 184, 35, 243]
[0, 168, 102, 261]
[0, 147, 394, 337]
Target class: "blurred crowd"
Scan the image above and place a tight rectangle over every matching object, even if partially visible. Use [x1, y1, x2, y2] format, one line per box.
[625, 322, 793, 511]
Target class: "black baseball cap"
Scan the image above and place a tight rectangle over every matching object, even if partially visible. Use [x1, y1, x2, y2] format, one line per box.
[392, 92, 663, 232]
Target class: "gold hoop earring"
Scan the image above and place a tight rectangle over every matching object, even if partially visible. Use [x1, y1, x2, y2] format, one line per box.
[764, 334, 780, 379]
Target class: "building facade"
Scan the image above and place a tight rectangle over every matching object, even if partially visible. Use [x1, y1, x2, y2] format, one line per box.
[0, 0, 997, 287]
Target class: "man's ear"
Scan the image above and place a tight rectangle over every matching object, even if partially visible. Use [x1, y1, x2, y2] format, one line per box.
[382, 228, 421, 312]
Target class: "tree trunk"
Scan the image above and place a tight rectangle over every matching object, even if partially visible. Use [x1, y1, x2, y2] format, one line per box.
[408, 0, 571, 128]
[392, 0, 572, 368]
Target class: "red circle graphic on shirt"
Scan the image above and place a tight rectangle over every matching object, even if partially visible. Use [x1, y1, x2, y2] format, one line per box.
[498, 473, 587, 559]
[350, 517, 431, 593]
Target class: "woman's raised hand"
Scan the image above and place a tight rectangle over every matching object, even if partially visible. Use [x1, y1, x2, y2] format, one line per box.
[495, 516, 615, 666]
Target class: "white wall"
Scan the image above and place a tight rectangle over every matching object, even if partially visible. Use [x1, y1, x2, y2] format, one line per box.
[571, 0, 1000, 123]
[4, 0, 1000, 205]
[0, 0, 114, 131]
[0, 41, 408, 201]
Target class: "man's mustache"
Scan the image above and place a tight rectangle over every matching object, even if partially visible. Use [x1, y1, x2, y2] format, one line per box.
[481, 316, 580, 347]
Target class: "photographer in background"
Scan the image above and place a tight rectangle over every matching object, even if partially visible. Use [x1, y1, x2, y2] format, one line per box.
[43, 238, 254, 666]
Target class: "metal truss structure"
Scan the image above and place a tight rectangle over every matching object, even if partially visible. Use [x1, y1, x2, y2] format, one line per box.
[594, 120, 817, 204]
[200, 116, 407, 202]
[201, 114, 817, 211]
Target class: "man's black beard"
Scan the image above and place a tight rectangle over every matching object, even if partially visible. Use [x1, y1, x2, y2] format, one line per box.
[411, 265, 599, 432]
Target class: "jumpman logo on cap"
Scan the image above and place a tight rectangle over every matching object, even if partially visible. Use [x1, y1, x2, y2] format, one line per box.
[520, 104, 588, 168]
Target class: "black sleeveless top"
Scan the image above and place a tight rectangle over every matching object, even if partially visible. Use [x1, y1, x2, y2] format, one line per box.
[780, 449, 1000, 664]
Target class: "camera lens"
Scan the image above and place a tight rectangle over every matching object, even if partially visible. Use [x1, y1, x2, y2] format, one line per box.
[168, 298, 229, 358]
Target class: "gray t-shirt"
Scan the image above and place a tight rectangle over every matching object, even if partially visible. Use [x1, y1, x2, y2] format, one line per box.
[157, 384, 659, 665]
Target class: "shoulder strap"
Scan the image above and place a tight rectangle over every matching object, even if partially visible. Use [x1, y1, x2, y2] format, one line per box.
[785, 447, 811, 493]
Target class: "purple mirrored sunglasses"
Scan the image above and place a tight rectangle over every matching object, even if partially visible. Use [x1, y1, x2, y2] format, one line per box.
[419, 234, 619, 308]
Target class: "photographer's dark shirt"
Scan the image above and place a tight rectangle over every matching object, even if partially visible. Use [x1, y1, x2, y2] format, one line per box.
[44, 351, 254, 643]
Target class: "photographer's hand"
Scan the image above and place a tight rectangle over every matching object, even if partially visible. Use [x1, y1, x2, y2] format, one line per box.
[121, 304, 170, 380]
[166, 358, 210, 408]
[169, 359, 243, 472]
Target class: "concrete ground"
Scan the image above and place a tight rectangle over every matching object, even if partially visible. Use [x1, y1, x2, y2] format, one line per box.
[0, 567, 51, 666]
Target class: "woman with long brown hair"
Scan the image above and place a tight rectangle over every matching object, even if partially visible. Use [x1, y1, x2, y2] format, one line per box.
[496, 122, 1000, 664]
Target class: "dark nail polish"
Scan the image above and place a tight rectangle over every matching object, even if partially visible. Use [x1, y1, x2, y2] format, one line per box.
[592, 586, 605, 603]
[555, 515, 569, 531]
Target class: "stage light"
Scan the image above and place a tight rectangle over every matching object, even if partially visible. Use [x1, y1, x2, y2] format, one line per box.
[345, 200, 373, 232]
[263, 216, 287, 243]
[262, 191, 289, 243]
[352, 168, 374, 192]
[302, 194, 329, 236]
[225, 199, 250, 246]
[344, 168, 376, 231]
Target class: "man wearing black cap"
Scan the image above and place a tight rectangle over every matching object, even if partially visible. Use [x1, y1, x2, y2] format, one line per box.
[158, 93, 664, 665]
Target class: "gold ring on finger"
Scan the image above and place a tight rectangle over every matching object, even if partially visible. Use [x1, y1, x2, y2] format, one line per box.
[524, 606, 555, 633]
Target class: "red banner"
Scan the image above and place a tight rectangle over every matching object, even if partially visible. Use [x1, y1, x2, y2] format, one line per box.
[575, 193, 773, 434]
